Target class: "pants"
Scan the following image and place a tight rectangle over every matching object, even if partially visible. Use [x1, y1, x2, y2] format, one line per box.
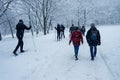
[90, 46, 97, 59]
[74, 45, 79, 58]
[57, 32, 60, 41]
[60, 31, 65, 38]
[13, 37, 23, 53]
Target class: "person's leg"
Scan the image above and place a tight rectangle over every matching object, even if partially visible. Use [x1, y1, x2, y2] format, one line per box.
[94, 46, 97, 57]
[74, 45, 79, 60]
[63, 31, 65, 38]
[20, 38, 24, 52]
[59, 32, 61, 41]
[57, 32, 60, 41]
[60, 32, 62, 39]
[83, 31, 85, 36]
[57, 32, 59, 41]
[13, 38, 20, 55]
[90, 46, 94, 60]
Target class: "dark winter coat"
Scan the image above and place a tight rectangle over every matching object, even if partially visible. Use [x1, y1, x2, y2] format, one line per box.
[69, 30, 83, 46]
[60, 25, 65, 32]
[16, 22, 31, 39]
[81, 26, 86, 34]
[86, 27, 101, 46]
[55, 24, 61, 34]
[69, 26, 76, 34]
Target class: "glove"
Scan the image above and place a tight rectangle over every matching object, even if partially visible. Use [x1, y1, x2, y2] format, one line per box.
[98, 42, 101, 45]
[81, 41, 83, 44]
[69, 40, 71, 45]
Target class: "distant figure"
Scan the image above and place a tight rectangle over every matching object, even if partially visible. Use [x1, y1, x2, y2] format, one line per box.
[69, 27, 83, 60]
[69, 24, 75, 34]
[55, 24, 61, 41]
[86, 23, 101, 61]
[81, 25, 86, 36]
[69, 24, 76, 39]
[60, 24, 65, 38]
[13, 19, 31, 56]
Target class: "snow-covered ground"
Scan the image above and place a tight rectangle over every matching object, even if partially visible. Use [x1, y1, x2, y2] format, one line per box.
[0, 25, 120, 80]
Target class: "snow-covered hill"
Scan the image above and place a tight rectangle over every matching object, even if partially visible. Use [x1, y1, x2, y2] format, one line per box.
[0, 25, 120, 80]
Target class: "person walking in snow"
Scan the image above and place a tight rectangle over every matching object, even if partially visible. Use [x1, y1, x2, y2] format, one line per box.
[69, 24, 75, 34]
[55, 24, 61, 41]
[13, 19, 31, 56]
[69, 24, 76, 39]
[60, 24, 65, 39]
[81, 25, 86, 36]
[69, 27, 83, 60]
[86, 23, 101, 61]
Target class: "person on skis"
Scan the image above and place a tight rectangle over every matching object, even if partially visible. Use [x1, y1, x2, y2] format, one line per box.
[13, 19, 31, 56]
[69, 27, 83, 60]
[55, 24, 61, 41]
[86, 23, 101, 60]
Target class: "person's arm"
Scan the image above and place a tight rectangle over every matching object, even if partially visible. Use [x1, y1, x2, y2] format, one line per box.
[24, 24, 31, 30]
[69, 40, 71, 45]
[97, 30, 101, 45]
[86, 30, 90, 43]
[69, 27, 71, 33]
[79, 32, 83, 44]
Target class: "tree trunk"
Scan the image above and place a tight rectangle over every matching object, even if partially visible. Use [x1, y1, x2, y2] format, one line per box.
[8, 20, 14, 38]
[0, 32, 2, 41]
[6, 14, 14, 38]
[43, 17, 47, 35]
[84, 9, 86, 26]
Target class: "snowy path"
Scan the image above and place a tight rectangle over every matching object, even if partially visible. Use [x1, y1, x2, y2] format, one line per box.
[23, 34, 114, 80]
[0, 26, 120, 80]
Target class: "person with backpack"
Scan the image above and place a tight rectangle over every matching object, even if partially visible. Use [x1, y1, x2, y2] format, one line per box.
[69, 27, 83, 60]
[86, 23, 101, 60]
[13, 19, 31, 56]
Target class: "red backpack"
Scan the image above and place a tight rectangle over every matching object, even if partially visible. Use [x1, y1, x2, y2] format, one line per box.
[71, 30, 82, 46]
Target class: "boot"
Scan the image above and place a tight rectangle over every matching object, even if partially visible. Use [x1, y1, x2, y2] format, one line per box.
[91, 57, 94, 61]
[75, 56, 78, 61]
[13, 51, 18, 56]
[20, 50, 25, 53]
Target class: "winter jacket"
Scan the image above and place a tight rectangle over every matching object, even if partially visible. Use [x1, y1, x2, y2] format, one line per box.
[69, 27, 76, 34]
[81, 26, 86, 33]
[86, 27, 101, 46]
[69, 30, 83, 46]
[55, 24, 61, 34]
[16, 22, 31, 39]
[60, 25, 65, 32]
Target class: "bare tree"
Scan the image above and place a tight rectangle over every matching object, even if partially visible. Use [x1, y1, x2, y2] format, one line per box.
[5, 13, 14, 38]
[75, 0, 95, 26]
[22, 0, 56, 35]
[0, 0, 14, 18]
[39, 0, 56, 35]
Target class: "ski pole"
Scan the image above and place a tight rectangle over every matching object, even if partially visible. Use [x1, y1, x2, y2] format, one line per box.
[31, 33, 37, 52]
[28, 13, 37, 52]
